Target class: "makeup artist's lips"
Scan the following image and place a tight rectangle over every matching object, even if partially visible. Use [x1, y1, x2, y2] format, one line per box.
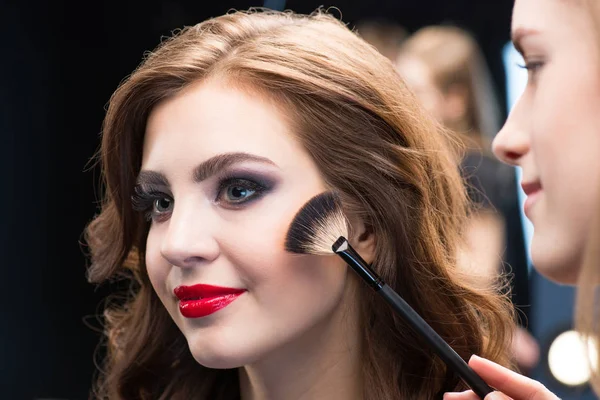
[521, 181, 543, 218]
[174, 284, 246, 318]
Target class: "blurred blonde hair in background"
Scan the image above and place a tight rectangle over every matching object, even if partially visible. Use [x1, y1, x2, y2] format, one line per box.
[396, 25, 502, 151]
[575, 0, 600, 393]
[396, 24, 509, 288]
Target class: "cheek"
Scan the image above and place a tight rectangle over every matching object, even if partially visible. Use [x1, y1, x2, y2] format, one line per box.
[528, 63, 600, 276]
[145, 228, 170, 299]
[531, 68, 600, 196]
[218, 199, 349, 315]
[235, 246, 349, 332]
[223, 205, 346, 288]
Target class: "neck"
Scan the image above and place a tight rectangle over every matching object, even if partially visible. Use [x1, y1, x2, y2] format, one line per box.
[239, 281, 363, 400]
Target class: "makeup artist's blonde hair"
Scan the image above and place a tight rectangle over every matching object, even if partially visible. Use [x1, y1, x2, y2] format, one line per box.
[84, 8, 516, 399]
[575, 0, 600, 393]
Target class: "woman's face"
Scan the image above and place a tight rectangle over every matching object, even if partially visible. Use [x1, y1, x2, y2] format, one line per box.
[395, 55, 445, 121]
[139, 79, 353, 368]
[493, 0, 600, 283]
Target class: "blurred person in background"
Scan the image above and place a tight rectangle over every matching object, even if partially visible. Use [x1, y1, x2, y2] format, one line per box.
[354, 18, 408, 62]
[395, 25, 540, 372]
[444, 0, 600, 398]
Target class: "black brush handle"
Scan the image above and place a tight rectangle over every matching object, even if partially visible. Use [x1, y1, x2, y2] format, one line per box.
[378, 284, 493, 399]
[333, 237, 493, 399]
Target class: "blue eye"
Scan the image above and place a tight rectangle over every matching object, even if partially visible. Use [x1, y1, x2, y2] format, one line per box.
[131, 185, 173, 222]
[153, 197, 173, 213]
[217, 178, 268, 206]
[226, 185, 256, 202]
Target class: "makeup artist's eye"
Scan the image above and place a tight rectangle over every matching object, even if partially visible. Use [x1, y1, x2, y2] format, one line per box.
[517, 60, 545, 81]
[131, 185, 174, 222]
[216, 178, 268, 206]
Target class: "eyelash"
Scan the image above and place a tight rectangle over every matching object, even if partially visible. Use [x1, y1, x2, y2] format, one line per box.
[131, 185, 171, 222]
[517, 61, 544, 77]
[131, 177, 270, 222]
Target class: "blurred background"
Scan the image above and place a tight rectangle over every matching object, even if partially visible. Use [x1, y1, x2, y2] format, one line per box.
[1, 0, 593, 398]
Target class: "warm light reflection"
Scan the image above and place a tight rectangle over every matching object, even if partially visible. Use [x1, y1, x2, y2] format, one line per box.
[548, 330, 597, 386]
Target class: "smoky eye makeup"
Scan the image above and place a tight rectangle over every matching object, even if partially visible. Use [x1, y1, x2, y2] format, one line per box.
[214, 170, 279, 209]
[131, 183, 174, 222]
[131, 167, 280, 221]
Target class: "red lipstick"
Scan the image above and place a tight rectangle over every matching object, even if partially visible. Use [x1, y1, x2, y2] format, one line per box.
[174, 284, 246, 318]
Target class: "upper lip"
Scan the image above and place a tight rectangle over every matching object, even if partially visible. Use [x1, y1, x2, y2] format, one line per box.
[521, 180, 542, 196]
[174, 284, 246, 301]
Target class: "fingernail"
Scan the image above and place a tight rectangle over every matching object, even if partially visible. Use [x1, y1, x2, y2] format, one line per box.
[486, 392, 503, 400]
[443, 390, 471, 399]
[470, 354, 481, 362]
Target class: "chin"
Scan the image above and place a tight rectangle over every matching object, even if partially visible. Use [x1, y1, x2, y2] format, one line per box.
[187, 342, 249, 369]
[184, 329, 265, 369]
[191, 354, 245, 369]
[530, 238, 581, 285]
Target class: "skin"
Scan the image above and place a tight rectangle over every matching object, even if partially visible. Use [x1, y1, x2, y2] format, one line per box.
[139, 78, 374, 400]
[445, 0, 600, 398]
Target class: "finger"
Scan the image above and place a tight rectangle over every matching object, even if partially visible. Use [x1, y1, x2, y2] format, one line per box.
[469, 355, 559, 400]
[443, 390, 481, 400]
[486, 391, 513, 400]
[444, 389, 513, 400]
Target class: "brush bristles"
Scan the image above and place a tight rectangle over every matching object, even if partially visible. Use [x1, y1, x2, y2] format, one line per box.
[284, 192, 349, 255]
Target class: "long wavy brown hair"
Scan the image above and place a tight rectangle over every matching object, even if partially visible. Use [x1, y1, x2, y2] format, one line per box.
[84, 8, 516, 399]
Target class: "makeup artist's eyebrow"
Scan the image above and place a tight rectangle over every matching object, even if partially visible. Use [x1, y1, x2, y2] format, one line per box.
[511, 27, 539, 56]
[136, 170, 169, 187]
[193, 152, 277, 182]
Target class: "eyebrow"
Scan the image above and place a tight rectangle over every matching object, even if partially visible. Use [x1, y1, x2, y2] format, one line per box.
[136, 170, 169, 188]
[136, 152, 277, 187]
[193, 152, 277, 182]
[511, 27, 539, 55]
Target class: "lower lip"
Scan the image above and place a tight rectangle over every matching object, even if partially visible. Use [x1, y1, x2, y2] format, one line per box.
[523, 190, 542, 218]
[179, 293, 245, 318]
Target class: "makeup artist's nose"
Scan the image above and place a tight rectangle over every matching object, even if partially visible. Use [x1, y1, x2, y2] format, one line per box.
[160, 202, 220, 268]
[492, 95, 530, 167]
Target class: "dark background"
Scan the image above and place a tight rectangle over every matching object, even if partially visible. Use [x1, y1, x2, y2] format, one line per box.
[1, 1, 519, 399]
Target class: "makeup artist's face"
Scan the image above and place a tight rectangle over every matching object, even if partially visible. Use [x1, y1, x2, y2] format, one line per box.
[139, 79, 351, 368]
[493, 0, 600, 283]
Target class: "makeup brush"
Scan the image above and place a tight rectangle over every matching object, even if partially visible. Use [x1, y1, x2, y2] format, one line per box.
[284, 192, 494, 400]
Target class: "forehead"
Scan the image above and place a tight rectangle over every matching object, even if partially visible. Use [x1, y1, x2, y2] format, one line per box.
[142, 80, 302, 169]
[512, 0, 588, 36]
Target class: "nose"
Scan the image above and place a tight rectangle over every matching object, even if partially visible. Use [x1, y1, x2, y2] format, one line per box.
[492, 95, 530, 167]
[160, 200, 220, 268]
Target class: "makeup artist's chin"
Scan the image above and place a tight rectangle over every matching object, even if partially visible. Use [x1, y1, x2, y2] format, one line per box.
[530, 229, 582, 285]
